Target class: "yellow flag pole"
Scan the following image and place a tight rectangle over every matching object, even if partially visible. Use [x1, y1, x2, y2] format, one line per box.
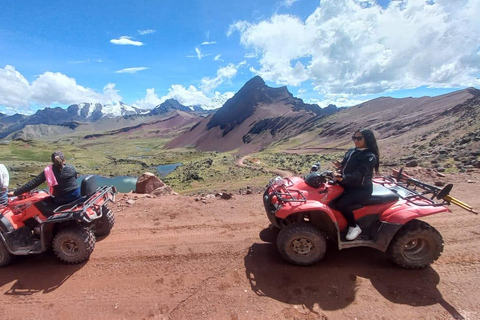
[443, 195, 478, 214]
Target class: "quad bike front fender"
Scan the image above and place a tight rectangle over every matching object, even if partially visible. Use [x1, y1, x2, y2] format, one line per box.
[276, 200, 338, 223]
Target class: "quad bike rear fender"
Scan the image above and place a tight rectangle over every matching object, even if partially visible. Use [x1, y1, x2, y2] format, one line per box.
[380, 200, 451, 224]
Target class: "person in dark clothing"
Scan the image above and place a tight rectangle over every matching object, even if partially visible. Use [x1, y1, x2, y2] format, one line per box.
[8, 151, 81, 205]
[333, 129, 380, 240]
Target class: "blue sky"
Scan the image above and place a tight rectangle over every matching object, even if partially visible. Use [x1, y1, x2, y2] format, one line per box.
[1, 0, 479, 114]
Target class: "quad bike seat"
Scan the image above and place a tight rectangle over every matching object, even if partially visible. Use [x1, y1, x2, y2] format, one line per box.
[81, 175, 97, 197]
[362, 184, 399, 205]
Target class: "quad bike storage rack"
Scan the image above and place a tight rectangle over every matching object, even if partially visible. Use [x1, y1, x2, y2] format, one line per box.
[48, 185, 117, 223]
[380, 168, 477, 214]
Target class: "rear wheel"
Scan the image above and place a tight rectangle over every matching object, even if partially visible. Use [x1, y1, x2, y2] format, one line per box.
[0, 241, 13, 267]
[277, 223, 327, 266]
[387, 220, 443, 269]
[95, 206, 115, 236]
[53, 226, 95, 264]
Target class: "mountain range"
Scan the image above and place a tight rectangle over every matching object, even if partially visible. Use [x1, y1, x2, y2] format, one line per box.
[1, 76, 479, 166]
[0, 99, 212, 139]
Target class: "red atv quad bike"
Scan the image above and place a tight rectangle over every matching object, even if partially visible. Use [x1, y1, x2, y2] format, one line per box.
[0, 175, 117, 267]
[263, 165, 477, 269]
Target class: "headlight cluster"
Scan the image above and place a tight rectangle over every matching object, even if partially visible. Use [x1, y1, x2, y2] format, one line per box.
[269, 176, 285, 187]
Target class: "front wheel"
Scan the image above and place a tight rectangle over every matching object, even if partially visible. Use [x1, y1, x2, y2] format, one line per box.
[95, 206, 115, 236]
[53, 226, 95, 264]
[387, 220, 443, 269]
[0, 241, 14, 267]
[277, 223, 327, 266]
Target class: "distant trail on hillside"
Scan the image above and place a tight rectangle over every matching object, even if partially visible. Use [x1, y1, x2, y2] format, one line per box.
[236, 155, 294, 178]
[284, 147, 346, 154]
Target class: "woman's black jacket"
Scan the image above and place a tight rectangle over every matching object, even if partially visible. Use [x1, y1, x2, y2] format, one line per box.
[340, 148, 377, 189]
[14, 164, 79, 196]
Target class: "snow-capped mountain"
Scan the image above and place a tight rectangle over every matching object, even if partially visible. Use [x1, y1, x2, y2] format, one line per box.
[67, 102, 148, 121]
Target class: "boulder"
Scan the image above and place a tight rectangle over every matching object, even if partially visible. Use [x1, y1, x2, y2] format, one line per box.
[405, 160, 418, 167]
[151, 185, 173, 197]
[135, 172, 165, 194]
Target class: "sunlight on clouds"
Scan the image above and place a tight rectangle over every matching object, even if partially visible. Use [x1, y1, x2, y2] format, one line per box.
[116, 67, 149, 74]
[201, 62, 246, 92]
[0, 65, 31, 107]
[308, 93, 367, 109]
[133, 88, 162, 109]
[134, 85, 234, 110]
[31, 73, 121, 105]
[0, 65, 122, 111]
[138, 29, 155, 35]
[230, 0, 480, 95]
[110, 36, 144, 46]
[282, 0, 300, 7]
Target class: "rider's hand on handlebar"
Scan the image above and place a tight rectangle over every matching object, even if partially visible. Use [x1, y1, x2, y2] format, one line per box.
[334, 173, 343, 182]
[7, 191, 14, 197]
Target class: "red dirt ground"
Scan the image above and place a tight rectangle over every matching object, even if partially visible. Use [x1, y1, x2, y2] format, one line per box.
[1, 171, 479, 320]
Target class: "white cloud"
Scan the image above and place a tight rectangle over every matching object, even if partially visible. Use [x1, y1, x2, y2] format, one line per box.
[69, 59, 103, 64]
[134, 85, 234, 110]
[0, 65, 122, 111]
[230, 0, 480, 95]
[201, 41, 217, 45]
[308, 93, 367, 109]
[186, 47, 212, 59]
[214, 54, 223, 62]
[282, 0, 300, 7]
[0, 65, 31, 108]
[133, 88, 163, 109]
[138, 29, 156, 35]
[110, 36, 144, 46]
[116, 67, 149, 74]
[201, 61, 246, 92]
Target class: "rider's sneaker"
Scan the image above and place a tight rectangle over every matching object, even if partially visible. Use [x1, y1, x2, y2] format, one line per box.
[346, 225, 362, 240]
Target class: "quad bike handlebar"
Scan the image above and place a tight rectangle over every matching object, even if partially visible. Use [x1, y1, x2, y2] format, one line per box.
[392, 168, 477, 214]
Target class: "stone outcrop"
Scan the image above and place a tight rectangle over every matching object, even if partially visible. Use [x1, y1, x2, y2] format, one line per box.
[135, 172, 174, 195]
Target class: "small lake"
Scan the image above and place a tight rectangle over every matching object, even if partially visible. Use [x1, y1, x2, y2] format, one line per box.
[78, 175, 137, 193]
[157, 163, 182, 177]
[77, 163, 182, 193]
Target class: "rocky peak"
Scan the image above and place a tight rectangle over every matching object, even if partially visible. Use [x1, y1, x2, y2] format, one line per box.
[150, 99, 191, 115]
[206, 76, 329, 135]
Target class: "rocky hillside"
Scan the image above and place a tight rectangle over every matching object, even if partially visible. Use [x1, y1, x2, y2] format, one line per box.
[282, 88, 480, 171]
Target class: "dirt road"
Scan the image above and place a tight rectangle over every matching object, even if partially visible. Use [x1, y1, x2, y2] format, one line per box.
[1, 171, 480, 320]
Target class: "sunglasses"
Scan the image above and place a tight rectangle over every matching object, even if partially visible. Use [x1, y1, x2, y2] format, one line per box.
[352, 135, 364, 141]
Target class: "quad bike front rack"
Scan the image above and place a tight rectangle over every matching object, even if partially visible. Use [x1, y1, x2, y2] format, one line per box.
[268, 177, 307, 203]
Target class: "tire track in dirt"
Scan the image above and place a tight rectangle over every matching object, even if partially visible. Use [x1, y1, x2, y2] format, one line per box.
[1, 173, 480, 320]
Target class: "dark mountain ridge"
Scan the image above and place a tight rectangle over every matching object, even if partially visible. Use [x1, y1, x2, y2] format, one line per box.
[166, 76, 338, 152]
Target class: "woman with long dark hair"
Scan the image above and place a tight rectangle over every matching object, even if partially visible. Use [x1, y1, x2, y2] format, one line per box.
[8, 151, 80, 204]
[333, 129, 380, 240]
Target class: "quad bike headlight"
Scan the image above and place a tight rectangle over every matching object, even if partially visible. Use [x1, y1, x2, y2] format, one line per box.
[270, 176, 285, 187]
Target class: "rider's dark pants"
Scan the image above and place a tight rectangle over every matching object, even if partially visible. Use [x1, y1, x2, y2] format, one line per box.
[337, 185, 372, 228]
